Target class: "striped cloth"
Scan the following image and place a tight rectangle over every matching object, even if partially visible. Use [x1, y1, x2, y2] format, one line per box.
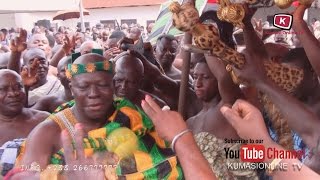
[0, 139, 25, 176]
[146, 0, 209, 45]
[49, 98, 184, 179]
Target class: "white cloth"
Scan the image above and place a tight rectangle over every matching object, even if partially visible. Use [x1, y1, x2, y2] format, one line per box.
[28, 75, 63, 106]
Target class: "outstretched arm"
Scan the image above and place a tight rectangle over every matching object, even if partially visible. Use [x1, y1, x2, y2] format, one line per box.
[50, 35, 75, 67]
[131, 51, 180, 98]
[8, 29, 27, 73]
[221, 99, 320, 180]
[242, 6, 268, 58]
[141, 95, 216, 180]
[204, 54, 242, 104]
[292, 5, 320, 77]
[256, 78, 320, 148]
[232, 51, 320, 149]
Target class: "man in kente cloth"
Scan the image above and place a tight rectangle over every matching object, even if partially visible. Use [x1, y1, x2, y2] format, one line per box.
[8, 53, 183, 179]
[0, 69, 49, 176]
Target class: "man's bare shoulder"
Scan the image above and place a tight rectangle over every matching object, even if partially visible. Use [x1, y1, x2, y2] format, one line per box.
[25, 108, 50, 122]
[187, 115, 198, 127]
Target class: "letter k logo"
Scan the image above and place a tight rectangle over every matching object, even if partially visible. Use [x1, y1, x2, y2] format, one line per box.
[279, 17, 286, 25]
[273, 14, 293, 30]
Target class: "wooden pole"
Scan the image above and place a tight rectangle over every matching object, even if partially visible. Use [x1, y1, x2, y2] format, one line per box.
[178, 33, 192, 119]
[79, 0, 85, 33]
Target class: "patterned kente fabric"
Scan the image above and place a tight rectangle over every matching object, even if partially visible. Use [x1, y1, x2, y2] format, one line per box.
[52, 99, 75, 114]
[194, 132, 259, 180]
[49, 98, 184, 179]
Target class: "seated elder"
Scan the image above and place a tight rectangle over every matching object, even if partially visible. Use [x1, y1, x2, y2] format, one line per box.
[11, 53, 183, 179]
[0, 69, 49, 176]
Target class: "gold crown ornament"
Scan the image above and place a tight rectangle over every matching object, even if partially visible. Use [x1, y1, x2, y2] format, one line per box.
[217, 3, 246, 28]
[274, 0, 293, 9]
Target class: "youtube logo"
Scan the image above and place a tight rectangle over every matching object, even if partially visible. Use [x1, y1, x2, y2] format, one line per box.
[240, 144, 265, 162]
[273, 14, 293, 30]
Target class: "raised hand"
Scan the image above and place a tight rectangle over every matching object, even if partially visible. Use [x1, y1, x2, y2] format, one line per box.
[242, 3, 257, 24]
[21, 59, 39, 88]
[252, 18, 263, 32]
[10, 29, 27, 53]
[103, 47, 121, 60]
[62, 35, 76, 55]
[230, 51, 268, 86]
[292, 4, 308, 24]
[61, 124, 107, 180]
[141, 95, 188, 142]
[220, 99, 273, 143]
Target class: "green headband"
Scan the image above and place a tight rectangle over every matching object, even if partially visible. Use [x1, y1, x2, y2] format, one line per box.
[66, 60, 113, 79]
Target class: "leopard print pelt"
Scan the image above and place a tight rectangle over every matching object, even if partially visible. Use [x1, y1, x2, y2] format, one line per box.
[170, 2, 304, 150]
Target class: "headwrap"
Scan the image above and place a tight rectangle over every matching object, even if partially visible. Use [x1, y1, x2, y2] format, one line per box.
[65, 49, 113, 79]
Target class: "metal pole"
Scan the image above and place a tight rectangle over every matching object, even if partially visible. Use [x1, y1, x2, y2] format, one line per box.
[79, 0, 85, 32]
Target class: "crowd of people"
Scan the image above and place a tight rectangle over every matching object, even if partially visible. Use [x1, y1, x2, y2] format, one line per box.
[0, 2, 319, 180]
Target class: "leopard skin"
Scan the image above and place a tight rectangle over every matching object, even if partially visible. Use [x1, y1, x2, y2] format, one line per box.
[170, 2, 304, 150]
[169, 1, 303, 93]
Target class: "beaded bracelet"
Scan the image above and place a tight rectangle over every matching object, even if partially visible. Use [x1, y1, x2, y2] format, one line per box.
[171, 129, 192, 153]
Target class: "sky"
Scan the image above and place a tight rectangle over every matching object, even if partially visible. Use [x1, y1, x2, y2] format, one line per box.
[0, 0, 80, 13]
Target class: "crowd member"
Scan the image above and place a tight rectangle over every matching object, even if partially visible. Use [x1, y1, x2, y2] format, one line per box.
[91, 26, 99, 41]
[135, 49, 201, 119]
[121, 23, 130, 36]
[22, 48, 63, 106]
[74, 32, 85, 51]
[0, 29, 10, 47]
[57, 95, 216, 180]
[0, 69, 49, 144]
[147, 23, 154, 36]
[103, 30, 125, 60]
[0, 69, 49, 175]
[289, 32, 302, 48]
[79, 40, 101, 55]
[155, 34, 186, 81]
[189, 53, 204, 78]
[0, 31, 10, 53]
[187, 54, 258, 179]
[113, 52, 166, 107]
[32, 26, 41, 34]
[11, 53, 183, 179]
[45, 29, 55, 48]
[32, 56, 73, 113]
[0, 52, 10, 69]
[97, 30, 109, 49]
[51, 32, 64, 56]
[25, 33, 52, 63]
[8, 30, 64, 106]
[273, 32, 291, 48]
[128, 26, 141, 42]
